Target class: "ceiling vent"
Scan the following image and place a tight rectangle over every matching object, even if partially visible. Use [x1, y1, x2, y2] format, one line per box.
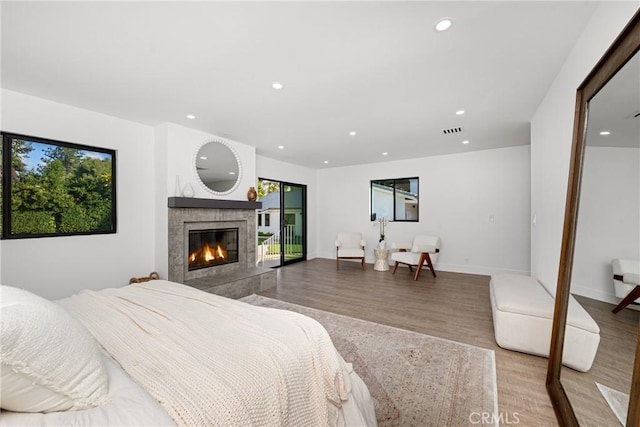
[442, 127, 463, 134]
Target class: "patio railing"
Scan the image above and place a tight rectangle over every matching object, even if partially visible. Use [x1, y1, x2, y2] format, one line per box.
[258, 225, 298, 265]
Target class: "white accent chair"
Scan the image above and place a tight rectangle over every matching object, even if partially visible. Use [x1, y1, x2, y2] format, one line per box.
[612, 258, 640, 313]
[335, 232, 366, 271]
[390, 235, 441, 280]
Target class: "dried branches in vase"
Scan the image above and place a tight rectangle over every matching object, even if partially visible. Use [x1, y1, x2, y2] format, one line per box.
[376, 217, 389, 243]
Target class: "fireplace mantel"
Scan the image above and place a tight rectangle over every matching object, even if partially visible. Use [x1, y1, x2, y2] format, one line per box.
[168, 197, 262, 210]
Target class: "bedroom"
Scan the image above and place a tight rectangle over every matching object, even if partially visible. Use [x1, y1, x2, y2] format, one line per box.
[1, 1, 639, 426]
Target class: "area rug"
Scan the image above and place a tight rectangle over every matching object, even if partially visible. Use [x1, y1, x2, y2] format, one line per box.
[240, 294, 499, 427]
[596, 382, 629, 426]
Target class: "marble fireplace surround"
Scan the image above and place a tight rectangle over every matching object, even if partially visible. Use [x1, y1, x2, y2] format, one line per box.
[168, 197, 262, 284]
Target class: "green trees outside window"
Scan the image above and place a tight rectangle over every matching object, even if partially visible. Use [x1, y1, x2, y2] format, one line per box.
[1, 133, 116, 238]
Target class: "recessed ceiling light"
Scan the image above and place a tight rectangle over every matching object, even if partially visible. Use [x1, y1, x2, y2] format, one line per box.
[349, 131, 357, 136]
[382, 152, 388, 156]
[462, 140, 469, 144]
[186, 114, 196, 120]
[272, 82, 283, 90]
[435, 18, 453, 32]
[278, 145, 285, 150]
[200, 156, 207, 160]
[599, 131, 611, 136]
[323, 160, 329, 164]
[456, 110, 465, 115]
[229, 171, 236, 175]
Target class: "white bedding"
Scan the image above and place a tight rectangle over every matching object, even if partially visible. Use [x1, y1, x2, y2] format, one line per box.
[34, 280, 376, 427]
[0, 352, 175, 427]
[0, 353, 374, 427]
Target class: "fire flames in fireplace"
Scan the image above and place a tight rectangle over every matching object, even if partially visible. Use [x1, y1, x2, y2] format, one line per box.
[189, 242, 227, 265]
[188, 228, 239, 271]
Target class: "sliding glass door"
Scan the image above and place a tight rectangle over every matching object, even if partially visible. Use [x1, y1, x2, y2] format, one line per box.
[281, 182, 305, 265]
[257, 179, 306, 268]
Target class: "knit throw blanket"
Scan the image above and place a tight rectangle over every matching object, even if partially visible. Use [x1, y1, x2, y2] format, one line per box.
[58, 280, 351, 426]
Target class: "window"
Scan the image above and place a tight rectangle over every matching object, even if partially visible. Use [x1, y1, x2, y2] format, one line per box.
[258, 214, 262, 226]
[284, 213, 296, 226]
[265, 213, 270, 226]
[370, 177, 419, 222]
[1, 132, 117, 239]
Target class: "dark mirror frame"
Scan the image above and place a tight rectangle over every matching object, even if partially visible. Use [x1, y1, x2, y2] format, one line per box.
[547, 9, 640, 427]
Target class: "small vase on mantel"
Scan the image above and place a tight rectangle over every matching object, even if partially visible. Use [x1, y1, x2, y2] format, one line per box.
[247, 186, 258, 202]
[182, 183, 195, 198]
[174, 176, 182, 197]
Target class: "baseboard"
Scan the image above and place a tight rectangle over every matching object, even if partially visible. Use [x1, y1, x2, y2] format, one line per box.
[434, 263, 530, 277]
[571, 285, 619, 305]
[314, 256, 529, 277]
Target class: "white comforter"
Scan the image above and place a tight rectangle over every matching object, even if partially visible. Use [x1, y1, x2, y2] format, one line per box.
[58, 280, 353, 427]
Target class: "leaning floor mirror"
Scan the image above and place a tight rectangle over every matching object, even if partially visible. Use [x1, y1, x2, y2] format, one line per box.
[547, 9, 640, 427]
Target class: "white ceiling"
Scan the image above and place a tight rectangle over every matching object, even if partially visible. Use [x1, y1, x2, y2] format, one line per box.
[586, 52, 640, 148]
[1, 1, 601, 169]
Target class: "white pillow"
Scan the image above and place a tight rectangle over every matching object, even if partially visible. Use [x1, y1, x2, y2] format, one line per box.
[0, 285, 109, 412]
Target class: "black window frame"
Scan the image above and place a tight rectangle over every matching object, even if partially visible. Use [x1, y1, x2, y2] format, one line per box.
[370, 177, 419, 222]
[1, 132, 117, 239]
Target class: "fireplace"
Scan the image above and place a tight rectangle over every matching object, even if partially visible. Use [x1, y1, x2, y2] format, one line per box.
[188, 228, 239, 271]
[168, 198, 276, 299]
[168, 198, 261, 283]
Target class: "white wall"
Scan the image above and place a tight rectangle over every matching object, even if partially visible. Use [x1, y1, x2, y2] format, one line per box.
[153, 123, 257, 278]
[153, 123, 170, 280]
[0, 89, 156, 299]
[316, 145, 531, 275]
[530, 2, 638, 294]
[1, 94, 260, 294]
[572, 146, 640, 303]
[256, 155, 318, 260]
[163, 124, 256, 201]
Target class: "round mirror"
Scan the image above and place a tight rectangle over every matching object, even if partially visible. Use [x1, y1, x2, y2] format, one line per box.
[193, 139, 242, 195]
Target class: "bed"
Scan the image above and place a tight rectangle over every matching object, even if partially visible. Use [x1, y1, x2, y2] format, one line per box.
[0, 280, 377, 426]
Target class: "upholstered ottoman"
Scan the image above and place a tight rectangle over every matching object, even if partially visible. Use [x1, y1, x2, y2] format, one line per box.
[489, 274, 600, 372]
[612, 258, 640, 313]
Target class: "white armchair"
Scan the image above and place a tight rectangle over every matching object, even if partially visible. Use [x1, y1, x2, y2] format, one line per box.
[612, 258, 640, 313]
[335, 232, 366, 271]
[391, 235, 441, 280]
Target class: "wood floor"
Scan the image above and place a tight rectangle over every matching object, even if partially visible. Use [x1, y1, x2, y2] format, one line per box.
[564, 296, 638, 427]
[258, 258, 639, 427]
